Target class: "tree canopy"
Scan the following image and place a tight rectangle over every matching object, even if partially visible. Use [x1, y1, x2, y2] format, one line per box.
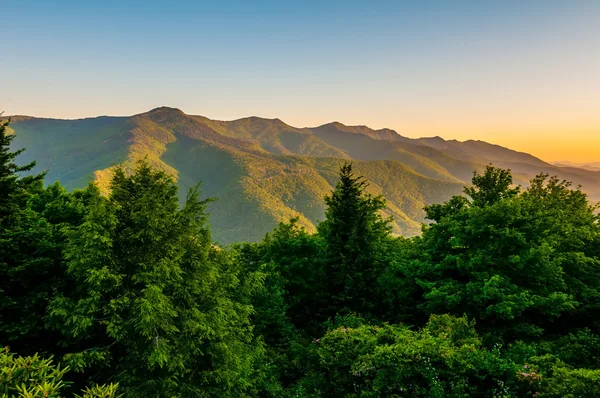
[2, 127, 600, 397]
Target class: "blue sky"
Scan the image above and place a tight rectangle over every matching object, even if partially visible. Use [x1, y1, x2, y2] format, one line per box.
[2, 0, 599, 161]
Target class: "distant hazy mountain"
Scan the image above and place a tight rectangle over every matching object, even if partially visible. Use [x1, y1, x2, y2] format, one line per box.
[7, 107, 600, 243]
[551, 161, 600, 172]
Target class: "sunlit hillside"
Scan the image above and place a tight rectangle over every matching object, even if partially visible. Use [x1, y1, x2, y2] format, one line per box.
[7, 107, 600, 243]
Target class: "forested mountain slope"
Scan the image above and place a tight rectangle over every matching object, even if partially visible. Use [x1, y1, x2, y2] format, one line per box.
[7, 107, 600, 243]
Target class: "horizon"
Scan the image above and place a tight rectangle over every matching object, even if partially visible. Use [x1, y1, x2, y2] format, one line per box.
[3, 1, 599, 163]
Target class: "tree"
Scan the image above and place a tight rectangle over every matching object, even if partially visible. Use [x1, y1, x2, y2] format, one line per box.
[240, 219, 327, 336]
[0, 182, 94, 356]
[236, 219, 326, 393]
[0, 120, 73, 356]
[415, 166, 599, 341]
[464, 165, 520, 208]
[318, 162, 392, 318]
[520, 174, 600, 334]
[376, 235, 428, 326]
[48, 162, 264, 397]
[0, 118, 44, 220]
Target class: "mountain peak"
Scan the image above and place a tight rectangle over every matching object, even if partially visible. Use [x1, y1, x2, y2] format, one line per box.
[318, 121, 345, 129]
[147, 106, 186, 116]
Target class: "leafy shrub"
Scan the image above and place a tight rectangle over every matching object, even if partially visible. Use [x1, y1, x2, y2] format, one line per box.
[541, 366, 600, 398]
[0, 347, 120, 398]
[296, 316, 538, 397]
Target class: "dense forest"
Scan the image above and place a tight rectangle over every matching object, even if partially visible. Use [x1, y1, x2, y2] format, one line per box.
[2, 117, 600, 397]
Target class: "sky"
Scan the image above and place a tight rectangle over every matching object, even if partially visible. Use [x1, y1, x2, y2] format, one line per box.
[2, 0, 599, 163]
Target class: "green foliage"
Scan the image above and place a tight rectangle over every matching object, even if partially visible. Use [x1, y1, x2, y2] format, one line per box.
[414, 165, 600, 341]
[1, 348, 69, 398]
[235, 219, 326, 393]
[464, 165, 520, 207]
[319, 162, 393, 317]
[5, 120, 600, 397]
[297, 315, 536, 397]
[376, 235, 428, 325]
[0, 118, 44, 218]
[0, 121, 80, 356]
[48, 162, 264, 397]
[241, 219, 326, 335]
[0, 348, 119, 398]
[540, 366, 600, 398]
[74, 383, 121, 398]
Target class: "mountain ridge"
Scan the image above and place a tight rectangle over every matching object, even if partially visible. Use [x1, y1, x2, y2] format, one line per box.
[6, 107, 600, 243]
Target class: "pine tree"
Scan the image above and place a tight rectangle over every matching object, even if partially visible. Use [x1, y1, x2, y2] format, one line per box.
[0, 118, 43, 220]
[49, 162, 264, 397]
[0, 119, 67, 355]
[318, 162, 392, 318]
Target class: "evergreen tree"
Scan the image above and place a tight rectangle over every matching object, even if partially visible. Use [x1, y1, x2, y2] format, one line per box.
[0, 119, 71, 356]
[0, 118, 44, 220]
[48, 162, 264, 397]
[318, 162, 392, 318]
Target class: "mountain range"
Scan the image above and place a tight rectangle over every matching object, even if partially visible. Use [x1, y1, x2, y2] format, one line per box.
[551, 161, 600, 172]
[6, 107, 600, 243]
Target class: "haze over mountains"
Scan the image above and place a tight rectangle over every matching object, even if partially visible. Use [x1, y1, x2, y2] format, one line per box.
[551, 161, 600, 172]
[7, 107, 600, 243]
